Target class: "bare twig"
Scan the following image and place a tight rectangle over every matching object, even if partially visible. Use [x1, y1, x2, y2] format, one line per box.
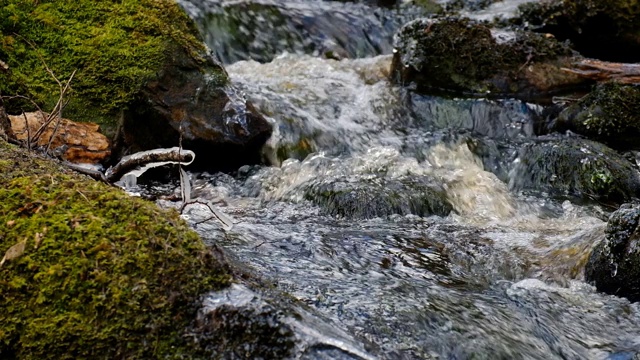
[21, 111, 31, 151]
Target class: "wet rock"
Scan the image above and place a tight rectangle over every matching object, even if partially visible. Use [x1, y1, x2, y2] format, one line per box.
[508, 135, 640, 204]
[8, 111, 110, 164]
[1, 1, 271, 171]
[517, 0, 640, 62]
[304, 174, 453, 218]
[179, 0, 434, 64]
[194, 284, 375, 359]
[390, 17, 587, 100]
[120, 51, 272, 171]
[585, 204, 640, 302]
[553, 82, 640, 150]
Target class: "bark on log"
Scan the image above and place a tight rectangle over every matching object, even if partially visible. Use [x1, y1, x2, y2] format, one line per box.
[563, 59, 640, 84]
[0, 106, 16, 141]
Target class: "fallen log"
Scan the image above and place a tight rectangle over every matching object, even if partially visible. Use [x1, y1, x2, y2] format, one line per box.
[563, 59, 640, 84]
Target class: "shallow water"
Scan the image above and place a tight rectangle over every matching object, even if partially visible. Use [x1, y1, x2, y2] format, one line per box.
[163, 1, 640, 358]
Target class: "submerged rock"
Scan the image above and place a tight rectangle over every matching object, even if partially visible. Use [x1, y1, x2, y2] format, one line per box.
[304, 174, 453, 218]
[585, 204, 640, 302]
[508, 135, 640, 204]
[195, 284, 375, 359]
[390, 17, 587, 100]
[517, 0, 640, 62]
[553, 82, 640, 150]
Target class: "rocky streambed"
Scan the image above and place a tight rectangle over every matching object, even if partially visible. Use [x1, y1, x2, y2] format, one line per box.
[4, 0, 640, 359]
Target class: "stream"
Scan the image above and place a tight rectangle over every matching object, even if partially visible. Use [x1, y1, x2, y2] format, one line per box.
[163, 1, 640, 358]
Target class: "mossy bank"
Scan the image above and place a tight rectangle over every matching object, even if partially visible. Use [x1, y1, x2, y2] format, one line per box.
[0, 139, 232, 359]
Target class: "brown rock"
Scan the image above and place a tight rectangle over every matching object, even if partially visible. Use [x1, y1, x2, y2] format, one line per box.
[9, 112, 111, 164]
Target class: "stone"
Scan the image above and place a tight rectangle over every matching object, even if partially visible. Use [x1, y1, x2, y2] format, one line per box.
[8, 112, 110, 164]
[553, 82, 640, 150]
[517, 0, 640, 62]
[390, 17, 588, 100]
[304, 174, 453, 219]
[585, 204, 640, 302]
[119, 51, 272, 170]
[507, 135, 640, 204]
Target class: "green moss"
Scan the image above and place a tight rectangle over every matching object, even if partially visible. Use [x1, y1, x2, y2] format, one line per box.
[513, 137, 640, 203]
[0, 140, 232, 359]
[392, 18, 575, 96]
[517, 0, 640, 61]
[557, 82, 640, 149]
[0, 0, 209, 131]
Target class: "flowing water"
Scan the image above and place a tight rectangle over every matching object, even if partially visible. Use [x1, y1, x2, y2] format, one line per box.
[164, 1, 640, 358]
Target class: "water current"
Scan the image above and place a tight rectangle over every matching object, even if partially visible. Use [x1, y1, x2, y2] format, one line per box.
[163, 1, 640, 358]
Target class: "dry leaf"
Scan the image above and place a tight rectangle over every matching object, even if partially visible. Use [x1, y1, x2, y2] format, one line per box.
[0, 240, 27, 268]
[6, 220, 15, 227]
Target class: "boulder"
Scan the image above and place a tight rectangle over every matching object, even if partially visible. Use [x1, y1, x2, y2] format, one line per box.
[118, 51, 272, 170]
[585, 204, 640, 302]
[304, 174, 453, 218]
[8, 111, 110, 164]
[553, 82, 640, 150]
[0, 139, 231, 359]
[507, 135, 640, 204]
[517, 0, 640, 62]
[0, 0, 271, 170]
[390, 17, 589, 100]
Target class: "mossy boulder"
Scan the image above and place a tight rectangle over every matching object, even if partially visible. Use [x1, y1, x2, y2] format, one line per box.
[553, 82, 640, 150]
[0, 139, 233, 359]
[0, 0, 271, 170]
[585, 203, 640, 302]
[508, 135, 640, 204]
[517, 0, 640, 62]
[304, 174, 453, 219]
[390, 17, 588, 100]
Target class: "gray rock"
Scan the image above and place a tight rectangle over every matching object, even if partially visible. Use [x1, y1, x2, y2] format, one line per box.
[585, 204, 640, 302]
[390, 17, 586, 100]
[304, 174, 453, 219]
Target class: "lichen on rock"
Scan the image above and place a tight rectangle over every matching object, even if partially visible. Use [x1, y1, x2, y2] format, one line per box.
[0, 139, 232, 359]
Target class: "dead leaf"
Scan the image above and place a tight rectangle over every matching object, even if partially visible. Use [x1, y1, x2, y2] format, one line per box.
[0, 240, 27, 268]
[6, 220, 15, 227]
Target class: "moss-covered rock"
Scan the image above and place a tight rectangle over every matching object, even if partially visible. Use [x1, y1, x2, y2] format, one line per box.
[585, 203, 640, 302]
[508, 135, 640, 204]
[0, 0, 199, 127]
[517, 0, 640, 62]
[304, 174, 453, 219]
[0, 0, 271, 170]
[0, 139, 232, 359]
[390, 17, 588, 100]
[554, 82, 640, 150]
